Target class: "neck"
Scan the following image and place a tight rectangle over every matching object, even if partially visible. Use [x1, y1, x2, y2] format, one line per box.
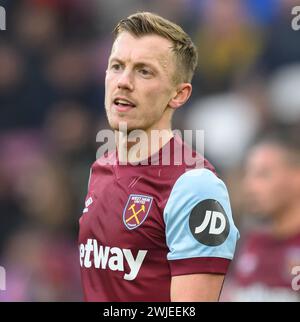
[115, 126, 174, 164]
[271, 201, 300, 239]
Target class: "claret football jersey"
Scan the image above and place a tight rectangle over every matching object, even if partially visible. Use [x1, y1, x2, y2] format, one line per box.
[78, 135, 239, 301]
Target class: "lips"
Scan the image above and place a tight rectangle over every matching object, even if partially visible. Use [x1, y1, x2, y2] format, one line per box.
[112, 97, 136, 113]
[113, 97, 136, 108]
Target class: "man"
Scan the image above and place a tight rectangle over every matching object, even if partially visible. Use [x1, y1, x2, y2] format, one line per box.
[78, 12, 239, 302]
[222, 133, 300, 301]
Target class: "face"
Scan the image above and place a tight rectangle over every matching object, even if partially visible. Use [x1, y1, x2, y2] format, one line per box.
[105, 32, 178, 132]
[243, 144, 299, 217]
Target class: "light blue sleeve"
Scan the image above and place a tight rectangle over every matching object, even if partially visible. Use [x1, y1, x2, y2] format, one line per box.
[163, 169, 240, 261]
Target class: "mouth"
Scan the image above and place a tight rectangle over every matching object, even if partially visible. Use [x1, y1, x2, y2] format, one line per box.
[113, 97, 136, 112]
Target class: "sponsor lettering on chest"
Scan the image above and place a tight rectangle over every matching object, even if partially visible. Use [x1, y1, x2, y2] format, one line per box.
[79, 239, 147, 281]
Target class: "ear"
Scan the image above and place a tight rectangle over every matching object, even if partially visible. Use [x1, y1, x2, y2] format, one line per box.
[168, 83, 192, 110]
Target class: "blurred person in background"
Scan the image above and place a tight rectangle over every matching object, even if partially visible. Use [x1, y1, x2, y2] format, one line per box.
[222, 132, 300, 301]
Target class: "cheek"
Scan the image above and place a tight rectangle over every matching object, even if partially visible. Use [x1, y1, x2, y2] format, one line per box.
[141, 84, 171, 110]
[105, 75, 110, 92]
[246, 178, 277, 202]
[105, 74, 116, 94]
[262, 177, 288, 203]
[275, 176, 295, 197]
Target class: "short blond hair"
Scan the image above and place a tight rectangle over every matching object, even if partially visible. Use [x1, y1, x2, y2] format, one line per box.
[113, 12, 198, 84]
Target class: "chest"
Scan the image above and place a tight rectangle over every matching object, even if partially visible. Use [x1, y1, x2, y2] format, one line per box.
[79, 169, 174, 250]
[236, 240, 300, 287]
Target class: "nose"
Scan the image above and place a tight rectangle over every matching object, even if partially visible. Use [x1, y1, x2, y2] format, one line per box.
[117, 70, 134, 91]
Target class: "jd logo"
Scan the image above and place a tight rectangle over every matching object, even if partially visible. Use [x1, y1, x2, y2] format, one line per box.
[291, 6, 300, 31]
[194, 210, 226, 235]
[0, 266, 6, 291]
[0, 6, 6, 30]
[189, 199, 230, 246]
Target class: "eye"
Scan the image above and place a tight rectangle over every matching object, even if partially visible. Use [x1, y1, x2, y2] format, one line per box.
[111, 63, 121, 71]
[139, 68, 152, 77]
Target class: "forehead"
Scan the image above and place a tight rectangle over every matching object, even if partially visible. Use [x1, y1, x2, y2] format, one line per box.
[247, 145, 287, 169]
[110, 32, 174, 68]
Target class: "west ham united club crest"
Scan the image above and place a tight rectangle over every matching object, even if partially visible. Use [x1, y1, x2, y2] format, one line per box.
[123, 194, 153, 230]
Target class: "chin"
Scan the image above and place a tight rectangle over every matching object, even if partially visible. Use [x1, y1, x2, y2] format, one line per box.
[109, 118, 145, 132]
[108, 120, 132, 133]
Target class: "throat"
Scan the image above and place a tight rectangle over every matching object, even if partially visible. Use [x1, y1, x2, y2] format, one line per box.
[116, 128, 174, 164]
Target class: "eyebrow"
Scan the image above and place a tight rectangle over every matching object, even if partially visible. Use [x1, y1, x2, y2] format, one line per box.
[109, 57, 162, 72]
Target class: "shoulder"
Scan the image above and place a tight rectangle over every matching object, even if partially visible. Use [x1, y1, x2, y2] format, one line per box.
[164, 168, 230, 219]
[163, 168, 240, 263]
[92, 150, 117, 169]
[89, 151, 117, 176]
[172, 134, 216, 175]
[174, 168, 224, 193]
[87, 151, 117, 188]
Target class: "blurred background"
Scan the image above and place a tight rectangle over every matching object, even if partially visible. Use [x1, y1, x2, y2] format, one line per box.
[0, 0, 300, 301]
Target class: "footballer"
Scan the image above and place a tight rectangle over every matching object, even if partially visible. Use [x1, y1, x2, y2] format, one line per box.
[78, 12, 239, 302]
